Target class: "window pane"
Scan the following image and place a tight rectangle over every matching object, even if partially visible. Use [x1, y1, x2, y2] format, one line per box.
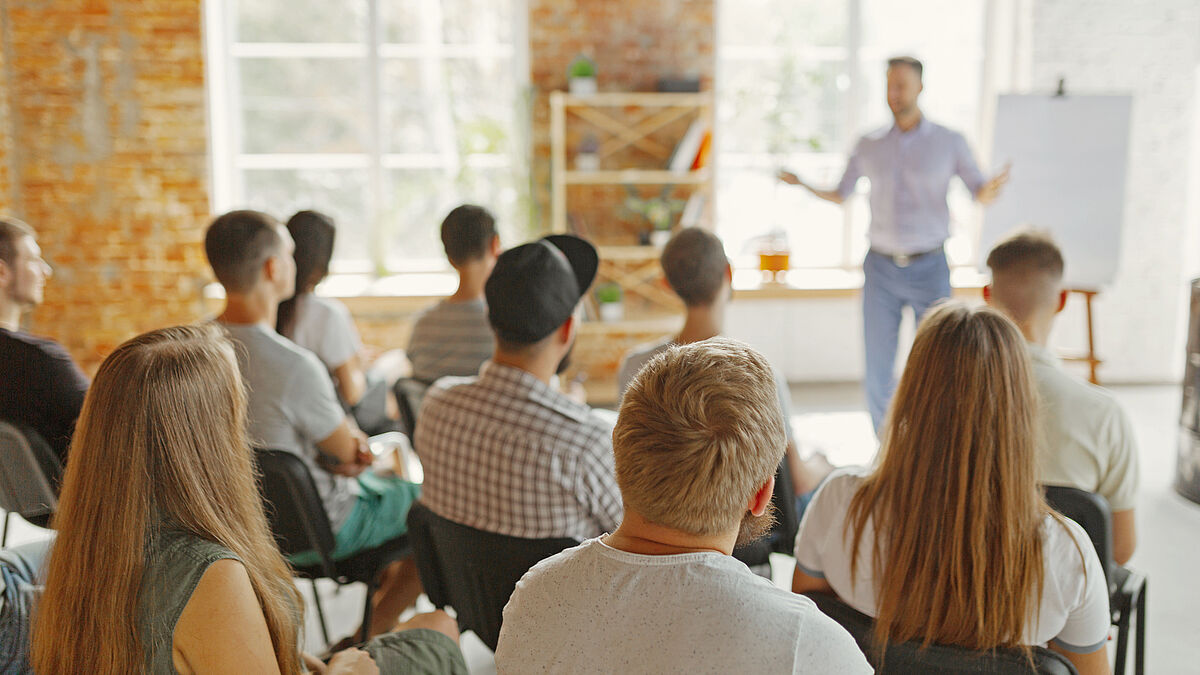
[380, 0, 424, 44]
[241, 169, 372, 266]
[446, 58, 515, 153]
[718, 57, 845, 156]
[441, 0, 513, 44]
[239, 58, 368, 154]
[384, 170, 449, 266]
[235, 0, 366, 43]
[381, 59, 439, 153]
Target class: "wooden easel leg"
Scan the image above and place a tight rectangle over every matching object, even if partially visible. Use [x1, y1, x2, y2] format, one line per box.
[1084, 291, 1099, 385]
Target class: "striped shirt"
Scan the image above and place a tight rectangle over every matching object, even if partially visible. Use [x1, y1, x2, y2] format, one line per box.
[407, 298, 495, 383]
[414, 361, 623, 541]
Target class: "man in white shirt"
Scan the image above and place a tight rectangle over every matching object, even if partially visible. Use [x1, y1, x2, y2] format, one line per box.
[984, 229, 1139, 564]
[495, 338, 872, 674]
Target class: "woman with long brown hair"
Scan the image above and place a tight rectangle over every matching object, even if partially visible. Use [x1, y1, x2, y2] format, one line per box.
[31, 324, 464, 674]
[792, 302, 1111, 675]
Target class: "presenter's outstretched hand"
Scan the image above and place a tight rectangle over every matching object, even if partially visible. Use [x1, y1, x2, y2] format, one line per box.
[778, 169, 846, 205]
[776, 169, 804, 188]
[976, 163, 1012, 205]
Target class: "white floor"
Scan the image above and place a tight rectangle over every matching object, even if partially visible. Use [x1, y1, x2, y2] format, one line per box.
[4, 383, 1197, 673]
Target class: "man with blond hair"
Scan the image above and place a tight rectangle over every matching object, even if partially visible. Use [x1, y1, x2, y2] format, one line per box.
[495, 338, 871, 673]
[984, 229, 1139, 564]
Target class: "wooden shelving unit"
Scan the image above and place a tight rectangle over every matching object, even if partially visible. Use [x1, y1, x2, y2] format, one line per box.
[549, 91, 716, 402]
[549, 91, 715, 236]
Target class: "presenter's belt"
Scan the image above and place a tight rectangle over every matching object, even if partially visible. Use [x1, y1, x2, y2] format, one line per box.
[869, 245, 943, 268]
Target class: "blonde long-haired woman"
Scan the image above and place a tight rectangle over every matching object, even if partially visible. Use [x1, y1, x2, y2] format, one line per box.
[31, 324, 465, 674]
[792, 302, 1111, 675]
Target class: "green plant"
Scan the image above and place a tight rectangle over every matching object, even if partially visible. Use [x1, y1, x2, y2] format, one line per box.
[595, 282, 623, 304]
[568, 55, 596, 79]
[622, 185, 685, 231]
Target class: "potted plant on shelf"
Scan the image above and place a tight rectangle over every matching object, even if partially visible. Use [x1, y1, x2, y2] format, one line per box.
[595, 282, 624, 322]
[575, 133, 600, 171]
[623, 185, 685, 247]
[568, 55, 597, 96]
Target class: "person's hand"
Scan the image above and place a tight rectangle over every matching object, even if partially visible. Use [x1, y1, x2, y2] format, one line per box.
[327, 431, 373, 477]
[326, 648, 379, 675]
[776, 169, 804, 187]
[976, 163, 1011, 205]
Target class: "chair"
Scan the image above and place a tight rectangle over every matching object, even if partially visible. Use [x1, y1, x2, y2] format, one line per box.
[1043, 485, 1147, 675]
[253, 448, 411, 646]
[803, 591, 1079, 674]
[732, 457, 799, 570]
[0, 421, 60, 546]
[392, 377, 430, 440]
[405, 501, 578, 651]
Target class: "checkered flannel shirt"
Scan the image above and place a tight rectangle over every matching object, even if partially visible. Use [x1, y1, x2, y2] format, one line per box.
[414, 361, 623, 541]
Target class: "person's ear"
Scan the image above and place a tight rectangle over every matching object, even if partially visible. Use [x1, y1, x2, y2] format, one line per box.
[559, 312, 576, 346]
[982, 284, 993, 304]
[0, 259, 11, 288]
[262, 254, 281, 285]
[490, 234, 501, 257]
[748, 475, 775, 517]
[724, 261, 733, 284]
[1056, 288, 1068, 314]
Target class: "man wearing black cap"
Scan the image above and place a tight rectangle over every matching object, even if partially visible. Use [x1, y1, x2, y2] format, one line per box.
[414, 234, 623, 541]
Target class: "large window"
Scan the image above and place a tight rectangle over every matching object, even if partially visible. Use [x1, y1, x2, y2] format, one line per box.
[717, 0, 1019, 271]
[207, 0, 529, 275]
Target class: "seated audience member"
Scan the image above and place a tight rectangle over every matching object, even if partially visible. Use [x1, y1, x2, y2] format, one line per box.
[793, 302, 1111, 675]
[415, 234, 622, 541]
[617, 228, 833, 514]
[30, 324, 466, 674]
[276, 210, 394, 433]
[0, 217, 88, 467]
[406, 204, 499, 383]
[496, 338, 872, 673]
[205, 210, 421, 640]
[985, 229, 1139, 564]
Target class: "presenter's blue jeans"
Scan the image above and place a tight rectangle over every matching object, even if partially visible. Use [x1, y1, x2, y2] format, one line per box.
[862, 248, 951, 433]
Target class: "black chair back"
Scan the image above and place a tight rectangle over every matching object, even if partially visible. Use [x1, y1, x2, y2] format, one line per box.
[804, 592, 1079, 674]
[254, 448, 338, 578]
[393, 377, 430, 438]
[1042, 485, 1116, 591]
[0, 420, 59, 524]
[732, 457, 798, 567]
[405, 501, 578, 651]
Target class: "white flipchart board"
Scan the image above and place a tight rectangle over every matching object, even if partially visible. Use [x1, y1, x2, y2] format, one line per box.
[980, 94, 1132, 289]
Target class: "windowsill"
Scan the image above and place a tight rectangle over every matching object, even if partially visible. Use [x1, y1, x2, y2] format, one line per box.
[202, 267, 987, 303]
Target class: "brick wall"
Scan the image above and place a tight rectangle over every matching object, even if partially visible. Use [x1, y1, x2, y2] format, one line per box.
[528, 0, 715, 236]
[0, 0, 211, 374]
[1030, 0, 1200, 382]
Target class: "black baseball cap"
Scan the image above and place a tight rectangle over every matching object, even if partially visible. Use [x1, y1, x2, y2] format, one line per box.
[486, 234, 599, 344]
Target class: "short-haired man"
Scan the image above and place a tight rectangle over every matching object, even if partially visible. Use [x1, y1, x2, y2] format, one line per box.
[618, 228, 833, 521]
[496, 338, 872, 673]
[205, 210, 422, 638]
[985, 229, 1139, 564]
[0, 217, 89, 467]
[415, 234, 623, 541]
[406, 204, 500, 383]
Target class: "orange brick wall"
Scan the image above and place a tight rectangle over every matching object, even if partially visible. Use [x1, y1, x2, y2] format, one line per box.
[1, 0, 211, 374]
[528, 0, 715, 233]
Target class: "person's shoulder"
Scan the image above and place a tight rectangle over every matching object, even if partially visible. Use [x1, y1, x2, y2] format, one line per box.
[306, 294, 353, 322]
[620, 338, 672, 373]
[0, 328, 74, 364]
[1035, 358, 1125, 416]
[227, 323, 326, 377]
[860, 124, 892, 143]
[923, 119, 964, 139]
[513, 540, 597, 591]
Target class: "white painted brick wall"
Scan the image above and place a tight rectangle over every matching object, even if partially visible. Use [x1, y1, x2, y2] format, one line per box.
[1031, 0, 1200, 382]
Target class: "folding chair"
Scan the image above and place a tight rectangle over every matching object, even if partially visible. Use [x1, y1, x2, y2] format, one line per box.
[254, 448, 410, 646]
[1043, 485, 1147, 675]
[804, 591, 1079, 674]
[0, 420, 59, 546]
[392, 377, 430, 440]
[405, 501, 577, 651]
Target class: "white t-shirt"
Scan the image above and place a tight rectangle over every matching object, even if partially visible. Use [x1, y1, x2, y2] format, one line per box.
[290, 294, 362, 371]
[495, 538, 873, 674]
[1029, 344, 1140, 512]
[794, 469, 1110, 653]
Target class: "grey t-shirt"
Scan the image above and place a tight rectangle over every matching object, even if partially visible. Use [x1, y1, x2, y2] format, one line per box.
[220, 322, 358, 531]
[496, 538, 873, 673]
[618, 338, 795, 441]
[407, 298, 494, 383]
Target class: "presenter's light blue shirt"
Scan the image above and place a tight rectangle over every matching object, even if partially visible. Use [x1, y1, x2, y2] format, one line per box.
[837, 118, 985, 256]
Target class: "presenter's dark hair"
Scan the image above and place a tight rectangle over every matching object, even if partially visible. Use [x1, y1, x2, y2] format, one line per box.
[277, 210, 336, 338]
[204, 210, 284, 293]
[887, 56, 923, 80]
[441, 204, 497, 266]
[0, 216, 35, 267]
